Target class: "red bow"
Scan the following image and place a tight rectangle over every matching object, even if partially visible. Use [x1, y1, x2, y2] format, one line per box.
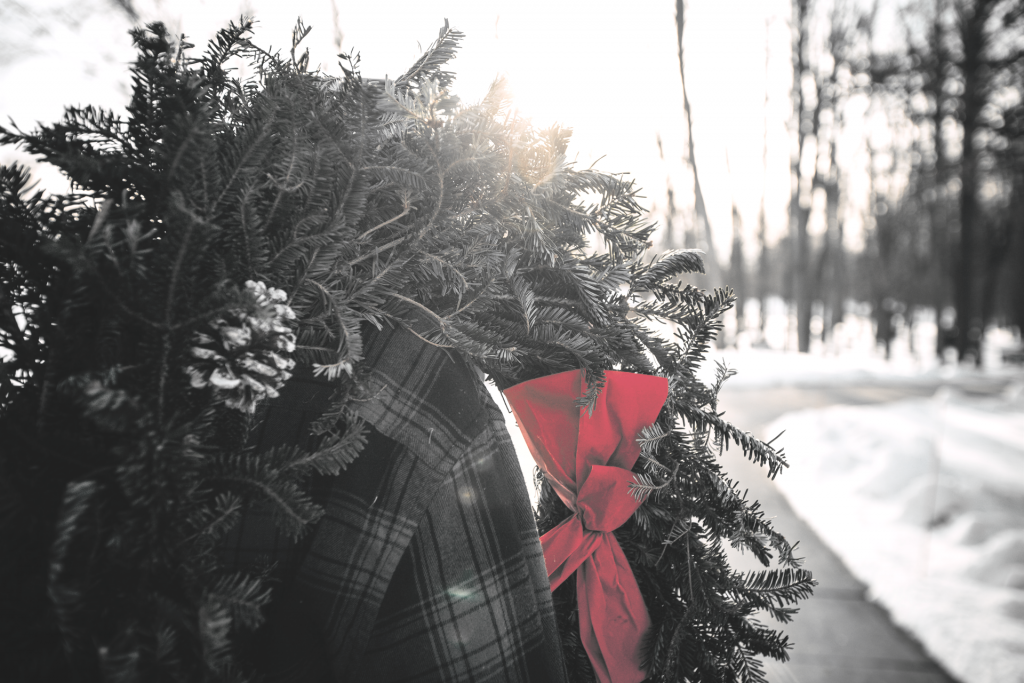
[504, 370, 668, 683]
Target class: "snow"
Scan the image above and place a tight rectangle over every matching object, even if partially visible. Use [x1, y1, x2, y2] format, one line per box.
[705, 297, 1024, 389]
[697, 302, 1024, 682]
[667, 303, 1024, 682]
[768, 380, 1024, 683]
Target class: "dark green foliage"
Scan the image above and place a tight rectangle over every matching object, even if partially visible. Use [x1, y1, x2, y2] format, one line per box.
[536, 314, 815, 683]
[0, 17, 812, 682]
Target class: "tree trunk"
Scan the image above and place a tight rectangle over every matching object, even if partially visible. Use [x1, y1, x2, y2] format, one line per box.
[928, 2, 953, 359]
[730, 206, 746, 339]
[1010, 183, 1024, 331]
[955, 0, 994, 364]
[823, 177, 842, 339]
[981, 180, 1019, 329]
[676, 0, 722, 290]
[791, 0, 814, 353]
[820, 94, 842, 341]
[758, 19, 771, 340]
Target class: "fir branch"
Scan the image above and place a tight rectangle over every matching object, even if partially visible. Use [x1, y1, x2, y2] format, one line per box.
[285, 419, 368, 476]
[347, 235, 409, 266]
[629, 462, 680, 502]
[677, 403, 788, 478]
[206, 572, 273, 631]
[396, 19, 464, 90]
[632, 249, 706, 290]
[216, 474, 321, 539]
[358, 201, 411, 240]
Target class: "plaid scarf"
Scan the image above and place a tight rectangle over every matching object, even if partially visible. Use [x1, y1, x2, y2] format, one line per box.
[220, 322, 568, 682]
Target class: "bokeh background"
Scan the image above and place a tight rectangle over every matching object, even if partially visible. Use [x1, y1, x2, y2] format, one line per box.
[3, 1, 1023, 682]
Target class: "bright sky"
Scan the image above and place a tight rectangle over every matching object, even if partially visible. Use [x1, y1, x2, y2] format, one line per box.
[0, 0, 802, 261]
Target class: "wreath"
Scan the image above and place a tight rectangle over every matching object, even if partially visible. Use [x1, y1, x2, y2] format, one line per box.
[0, 19, 813, 683]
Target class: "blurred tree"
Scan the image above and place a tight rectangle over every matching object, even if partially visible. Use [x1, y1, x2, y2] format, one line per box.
[870, 0, 1024, 361]
[729, 204, 746, 340]
[675, 0, 723, 292]
[789, 0, 815, 352]
[655, 133, 690, 251]
[997, 101, 1024, 330]
[0, 0, 137, 67]
[859, 136, 933, 358]
[785, 0, 868, 352]
[757, 18, 773, 341]
[814, 3, 867, 343]
[955, 0, 995, 360]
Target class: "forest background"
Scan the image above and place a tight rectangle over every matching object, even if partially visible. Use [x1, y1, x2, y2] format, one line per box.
[2, 0, 1023, 363]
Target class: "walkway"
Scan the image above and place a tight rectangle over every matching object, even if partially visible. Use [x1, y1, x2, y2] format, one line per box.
[716, 382, 990, 683]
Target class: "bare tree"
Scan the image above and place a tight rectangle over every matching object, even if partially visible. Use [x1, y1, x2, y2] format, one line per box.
[815, 4, 865, 342]
[675, 0, 723, 291]
[954, 0, 997, 359]
[758, 18, 774, 340]
[789, 0, 815, 352]
[729, 204, 746, 339]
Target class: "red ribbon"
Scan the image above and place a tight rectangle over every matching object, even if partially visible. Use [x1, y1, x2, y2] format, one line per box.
[504, 370, 669, 683]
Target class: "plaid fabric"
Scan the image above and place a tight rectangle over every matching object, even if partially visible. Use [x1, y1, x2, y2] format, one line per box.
[221, 322, 567, 682]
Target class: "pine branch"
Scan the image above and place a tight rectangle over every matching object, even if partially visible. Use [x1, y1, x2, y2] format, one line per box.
[396, 19, 464, 90]
[677, 403, 788, 478]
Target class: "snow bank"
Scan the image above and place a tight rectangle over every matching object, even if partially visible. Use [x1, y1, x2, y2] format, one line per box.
[702, 298, 1023, 388]
[703, 343, 1023, 389]
[772, 384, 1024, 683]
[708, 346, 944, 388]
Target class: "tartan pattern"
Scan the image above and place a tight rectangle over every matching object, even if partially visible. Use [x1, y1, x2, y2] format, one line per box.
[221, 323, 567, 682]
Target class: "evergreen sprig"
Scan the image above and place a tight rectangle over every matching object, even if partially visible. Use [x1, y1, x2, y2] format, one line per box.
[0, 18, 812, 682]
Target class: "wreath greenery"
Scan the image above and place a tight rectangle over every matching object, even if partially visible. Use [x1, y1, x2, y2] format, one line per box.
[0, 19, 813, 682]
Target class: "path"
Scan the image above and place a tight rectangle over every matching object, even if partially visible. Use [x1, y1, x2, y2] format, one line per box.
[717, 378, 1013, 683]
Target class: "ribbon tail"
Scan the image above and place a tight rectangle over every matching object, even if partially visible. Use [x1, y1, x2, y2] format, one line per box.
[540, 516, 604, 591]
[577, 539, 650, 683]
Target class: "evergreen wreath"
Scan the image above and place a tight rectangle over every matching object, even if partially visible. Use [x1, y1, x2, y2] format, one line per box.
[0, 18, 814, 683]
